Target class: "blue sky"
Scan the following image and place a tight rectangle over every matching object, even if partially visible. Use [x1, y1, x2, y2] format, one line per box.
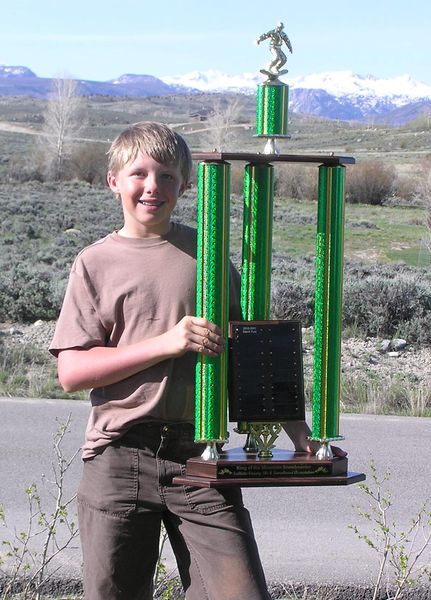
[1, 0, 430, 84]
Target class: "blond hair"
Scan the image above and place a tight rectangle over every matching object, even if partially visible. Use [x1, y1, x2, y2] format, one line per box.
[107, 121, 192, 184]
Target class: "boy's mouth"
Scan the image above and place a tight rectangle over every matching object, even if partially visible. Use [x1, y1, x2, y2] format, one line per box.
[138, 199, 164, 207]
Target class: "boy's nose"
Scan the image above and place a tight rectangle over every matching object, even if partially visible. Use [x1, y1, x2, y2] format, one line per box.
[144, 173, 158, 194]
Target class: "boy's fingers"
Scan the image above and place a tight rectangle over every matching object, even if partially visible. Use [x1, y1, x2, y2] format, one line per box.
[190, 323, 224, 346]
[198, 333, 223, 352]
[198, 345, 217, 357]
[191, 329, 224, 356]
[331, 445, 348, 458]
[202, 328, 224, 345]
[191, 317, 222, 336]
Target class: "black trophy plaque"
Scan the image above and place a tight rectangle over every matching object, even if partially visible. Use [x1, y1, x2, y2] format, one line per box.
[228, 320, 305, 422]
[173, 320, 365, 488]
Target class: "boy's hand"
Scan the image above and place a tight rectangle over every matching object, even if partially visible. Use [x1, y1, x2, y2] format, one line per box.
[297, 438, 347, 458]
[282, 420, 347, 458]
[165, 316, 225, 358]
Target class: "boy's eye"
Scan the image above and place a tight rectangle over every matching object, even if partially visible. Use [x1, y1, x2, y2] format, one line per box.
[161, 173, 175, 181]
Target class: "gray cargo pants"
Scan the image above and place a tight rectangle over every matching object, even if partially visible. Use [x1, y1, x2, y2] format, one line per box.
[77, 422, 271, 600]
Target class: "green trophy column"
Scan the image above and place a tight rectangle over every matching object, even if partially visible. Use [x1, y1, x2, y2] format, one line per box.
[256, 82, 289, 136]
[311, 165, 346, 451]
[238, 162, 274, 440]
[241, 162, 274, 319]
[195, 161, 231, 449]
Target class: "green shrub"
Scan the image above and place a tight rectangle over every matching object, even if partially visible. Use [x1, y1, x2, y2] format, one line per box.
[6, 139, 109, 185]
[271, 279, 315, 323]
[6, 152, 45, 183]
[0, 181, 122, 322]
[343, 271, 431, 342]
[70, 142, 110, 184]
[270, 258, 431, 345]
[346, 160, 396, 205]
[275, 163, 318, 201]
[0, 265, 65, 321]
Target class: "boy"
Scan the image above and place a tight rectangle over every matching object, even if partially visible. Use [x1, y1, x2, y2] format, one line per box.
[50, 122, 343, 600]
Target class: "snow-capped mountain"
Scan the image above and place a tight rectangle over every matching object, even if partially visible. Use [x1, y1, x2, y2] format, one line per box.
[290, 71, 431, 103]
[0, 65, 36, 78]
[161, 69, 431, 123]
[1, 65, 431, 124]
[161, 69, 261, 93]
[288, 71, 431, 122]
[162, 69, 431, 101]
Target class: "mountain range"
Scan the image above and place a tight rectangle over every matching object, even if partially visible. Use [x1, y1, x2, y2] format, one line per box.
[1, 65, 431, 126]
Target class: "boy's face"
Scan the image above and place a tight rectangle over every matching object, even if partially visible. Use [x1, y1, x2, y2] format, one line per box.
[107, 152, 186, 238]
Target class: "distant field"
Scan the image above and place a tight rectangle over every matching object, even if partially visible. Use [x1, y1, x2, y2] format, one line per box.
[270, 197, 428, 267]
[0, 91, 429, 403]
[0, 92, 429, 322]
[0, 93, 431, 177]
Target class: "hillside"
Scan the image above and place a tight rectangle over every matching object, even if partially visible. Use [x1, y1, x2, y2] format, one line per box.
[0, 92, 429, 410]
[0, 94, 431, 176]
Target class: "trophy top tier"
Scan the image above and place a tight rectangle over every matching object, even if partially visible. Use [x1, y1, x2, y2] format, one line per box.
[256, 21, 292, 82]
[255, 22, 292, 153]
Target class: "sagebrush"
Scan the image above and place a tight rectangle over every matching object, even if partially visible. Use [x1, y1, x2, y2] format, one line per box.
[0, 181, 429, 344]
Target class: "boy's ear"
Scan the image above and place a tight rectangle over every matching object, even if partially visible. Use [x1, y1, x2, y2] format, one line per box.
[179, 181, 189, 197]
[107, 171, 120, 194]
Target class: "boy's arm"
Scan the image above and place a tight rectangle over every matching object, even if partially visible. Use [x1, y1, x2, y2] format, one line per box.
[282, 420, 347, 457]
[58, 316, 223, 392]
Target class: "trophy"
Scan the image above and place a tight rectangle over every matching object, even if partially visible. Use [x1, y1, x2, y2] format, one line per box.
[173, 23, 365, 488]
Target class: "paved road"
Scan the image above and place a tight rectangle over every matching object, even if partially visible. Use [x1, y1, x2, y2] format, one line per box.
[1, 397, 430, 587]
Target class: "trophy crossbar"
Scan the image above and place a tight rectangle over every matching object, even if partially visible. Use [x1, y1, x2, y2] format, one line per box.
[192, 152, 355, 166]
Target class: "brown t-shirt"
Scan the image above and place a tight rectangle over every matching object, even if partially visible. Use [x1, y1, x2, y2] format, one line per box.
[50, 223, 240, 458]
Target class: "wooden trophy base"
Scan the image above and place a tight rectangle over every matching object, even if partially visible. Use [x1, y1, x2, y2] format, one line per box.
[173, 447, 365, 488]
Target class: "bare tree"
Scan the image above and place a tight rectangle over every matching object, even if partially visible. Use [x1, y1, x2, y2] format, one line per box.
[40, 77, 84, 180]
[203, 96, 244, 151]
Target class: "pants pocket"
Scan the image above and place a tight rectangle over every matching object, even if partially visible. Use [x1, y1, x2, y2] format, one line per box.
[183, 485, 243, 515]
[78, 445, 138, 516]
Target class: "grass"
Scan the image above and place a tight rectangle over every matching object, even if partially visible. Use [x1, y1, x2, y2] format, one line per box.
[0, 342, 86, 400]
[343, 203, 428, 266]
[270, 197, 428, 267]
[340, 375, 431, 417]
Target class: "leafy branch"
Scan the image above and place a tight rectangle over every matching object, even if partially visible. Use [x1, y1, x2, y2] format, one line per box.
[349, 460, 431, 600]
[0, 415, 79, 600]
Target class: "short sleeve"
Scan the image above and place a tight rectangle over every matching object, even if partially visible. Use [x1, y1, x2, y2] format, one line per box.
[49, 260, 107, 357]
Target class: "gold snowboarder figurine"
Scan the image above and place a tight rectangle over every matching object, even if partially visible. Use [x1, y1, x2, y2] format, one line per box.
[256, 22, 293, 81]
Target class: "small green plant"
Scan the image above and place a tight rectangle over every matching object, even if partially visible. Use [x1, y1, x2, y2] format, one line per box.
[152, 524, 179, 599]
[0, 416, 79, 600]
[349, 461, 431, 600]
